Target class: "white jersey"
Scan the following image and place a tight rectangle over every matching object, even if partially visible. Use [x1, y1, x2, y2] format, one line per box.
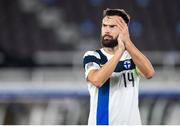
[83, 48, 141, 125]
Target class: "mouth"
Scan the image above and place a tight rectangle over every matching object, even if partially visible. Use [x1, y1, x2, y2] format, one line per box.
[103, 35, 113, 40]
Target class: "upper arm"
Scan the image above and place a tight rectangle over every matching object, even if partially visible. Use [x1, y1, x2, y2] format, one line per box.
[83, 51, 101, 80]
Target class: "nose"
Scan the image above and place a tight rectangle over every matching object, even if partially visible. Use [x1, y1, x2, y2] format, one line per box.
[105, 26, 110, 34]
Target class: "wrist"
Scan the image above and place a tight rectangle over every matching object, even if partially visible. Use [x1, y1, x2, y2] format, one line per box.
[116, 47, 125, 56]
[124, 39, 132, 47]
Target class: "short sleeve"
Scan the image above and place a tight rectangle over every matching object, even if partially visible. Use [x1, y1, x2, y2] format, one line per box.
[83, 51, 101, 79]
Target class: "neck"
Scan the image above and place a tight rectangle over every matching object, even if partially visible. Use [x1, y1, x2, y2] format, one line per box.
[103, 46, 118, 55]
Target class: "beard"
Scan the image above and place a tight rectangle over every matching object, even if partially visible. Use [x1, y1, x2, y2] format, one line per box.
[101, 35, 118, 48]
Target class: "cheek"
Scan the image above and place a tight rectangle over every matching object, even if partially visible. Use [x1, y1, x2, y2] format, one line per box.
[111, 30, 119, 38]
[101, 28, 106, 36]
[114, 28, 120, 34]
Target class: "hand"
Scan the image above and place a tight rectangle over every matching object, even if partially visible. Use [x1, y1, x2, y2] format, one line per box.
[117, 35, 125, 51]
[115, 17, 130, 43]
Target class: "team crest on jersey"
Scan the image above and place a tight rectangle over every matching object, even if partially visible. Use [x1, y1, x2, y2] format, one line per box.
[123, 60, 131, 69]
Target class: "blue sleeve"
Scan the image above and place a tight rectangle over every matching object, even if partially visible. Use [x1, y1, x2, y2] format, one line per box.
[83, 51, 101, 69]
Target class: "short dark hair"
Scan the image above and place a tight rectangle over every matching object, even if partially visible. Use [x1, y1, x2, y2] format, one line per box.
[103, 8, 130, 24]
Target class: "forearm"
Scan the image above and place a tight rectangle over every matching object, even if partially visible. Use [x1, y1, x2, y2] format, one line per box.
[88, 48, 124, 87]
[125, 40, 155, 79]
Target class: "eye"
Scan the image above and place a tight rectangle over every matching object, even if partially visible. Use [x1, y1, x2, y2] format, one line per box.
[109, 25, 116, 28]
[102, 24, 107, 27]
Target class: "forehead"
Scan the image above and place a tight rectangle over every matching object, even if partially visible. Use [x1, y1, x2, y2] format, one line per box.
[102, 16, 121, 24]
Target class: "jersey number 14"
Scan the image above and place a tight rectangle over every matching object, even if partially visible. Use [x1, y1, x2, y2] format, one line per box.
[122, 72, 134, 87]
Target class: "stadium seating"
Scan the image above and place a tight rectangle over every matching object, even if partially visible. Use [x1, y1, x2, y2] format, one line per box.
[0, 0, 180, 67]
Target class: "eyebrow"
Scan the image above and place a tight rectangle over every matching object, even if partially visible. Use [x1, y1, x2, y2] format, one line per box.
[102, 23, 116, 27]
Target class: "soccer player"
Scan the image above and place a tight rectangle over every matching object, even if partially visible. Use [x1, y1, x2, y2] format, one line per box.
[83, 8, 155, 125]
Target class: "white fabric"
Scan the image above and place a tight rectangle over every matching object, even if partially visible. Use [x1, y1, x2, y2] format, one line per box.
[84, 48, 141, 125]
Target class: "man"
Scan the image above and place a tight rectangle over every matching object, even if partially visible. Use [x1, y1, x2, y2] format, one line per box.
[83, 8, 155, 125]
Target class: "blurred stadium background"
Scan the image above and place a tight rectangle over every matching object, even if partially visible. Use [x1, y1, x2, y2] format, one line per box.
[0, 0, 180, 125]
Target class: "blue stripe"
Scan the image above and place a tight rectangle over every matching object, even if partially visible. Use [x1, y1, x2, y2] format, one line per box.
[96, 50, 107, 64]
[83, 56, 100, 68]
[97, 79, 110, 125]
[96, 50, 135, 73]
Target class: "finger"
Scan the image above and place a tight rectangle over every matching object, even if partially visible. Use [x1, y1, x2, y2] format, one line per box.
[117, 23, 125, 32]
[115, 19, 124, 31]
[115, 17, 128, 30]
[117, 16, 127, 27]
[117, 34, 123, 41]
[116, 19, 129, 34]
[115, 19, 126, 32]
[117, 24, 124, 32]
[114, 17, 124, 28]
